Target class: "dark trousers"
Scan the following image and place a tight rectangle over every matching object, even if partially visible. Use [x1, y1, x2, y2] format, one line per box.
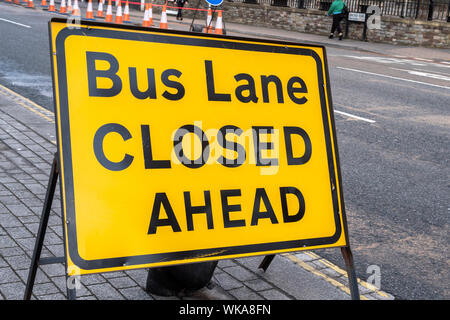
[331, 13, 344, 34]
[176, 4, 185, 19]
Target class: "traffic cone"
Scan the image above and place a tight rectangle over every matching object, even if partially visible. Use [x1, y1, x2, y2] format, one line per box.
[59, 0, 67, 14]
[40, 0, 47, 8]
[72, 0, 80, 17]
[67, 0, 72, 14]
[159, 5, 167, 29]
[214, 10, 223, 35]
[148, 3, 153, 25]
[142, 3, 150, 27]
[85, 0, 94, 20]
[27, 0, 34, 9]
[48, 0, 55, 12]
[205, 7, 213, 33]
[14, 0, 20, 5]
[114, 0, 123, 24]
[105, 0, 113, 22]
[123, 0, 130, 23]
[6, 0, 12, 3]
[96, 0, 104, 18]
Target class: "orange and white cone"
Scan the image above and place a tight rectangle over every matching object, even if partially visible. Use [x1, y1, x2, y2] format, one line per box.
[159, 5, 168, 29]
[48, 0, 55, 12]
[6, 0, 12, 3]
[142, 3, 150, 27]
[206, 7, 213, 33]
[85, 0, 94, 20]
[40, 0, 48, 8]
[114, 0, 123, 24]
[59, 0, 67, 14]
[148, 3, 153, 25]
[214, 10, 223, 35]
[14, 0, 20, 5]
[27, 0, 34, 8]
[123, 0, 130, 23]
[72, 0, 80, 17]
[96, 0, 104, 18]
[105, 0, 113, 22]
[67, 0, 72, 14]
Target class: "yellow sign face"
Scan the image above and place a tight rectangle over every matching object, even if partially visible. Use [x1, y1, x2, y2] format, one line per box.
[49, 19, 349, 275]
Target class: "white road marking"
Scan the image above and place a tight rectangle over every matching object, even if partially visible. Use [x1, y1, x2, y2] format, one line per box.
[413, 57, 434, 62]
[412, 68, 450, 77]
[335, 54, 450, 69]
[334, 109, 376, 123]
[390, 68, 450, 82]
[336, 67, 450, 90]
[0, 17, 31, 29]
[335, 55, 427, 66]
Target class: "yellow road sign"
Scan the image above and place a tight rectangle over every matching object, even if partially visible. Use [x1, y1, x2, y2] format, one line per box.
[49, 18, 349, 275]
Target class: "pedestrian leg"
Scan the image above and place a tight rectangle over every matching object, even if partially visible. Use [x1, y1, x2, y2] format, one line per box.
[336, 14, 343, 40]
[330, 14, 338, 38]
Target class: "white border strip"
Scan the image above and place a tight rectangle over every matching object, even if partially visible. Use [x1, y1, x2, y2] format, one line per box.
[334, 110, 376, 123]
[0, 17, 31, 29]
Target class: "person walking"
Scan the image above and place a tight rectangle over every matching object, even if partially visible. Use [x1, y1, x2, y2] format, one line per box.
[176, 0, 188, 20]
[327, 0, 346, 40]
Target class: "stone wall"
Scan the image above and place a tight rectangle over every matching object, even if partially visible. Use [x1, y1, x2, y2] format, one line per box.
[366, 16, 449, 47]
[166, 1, 449, 48]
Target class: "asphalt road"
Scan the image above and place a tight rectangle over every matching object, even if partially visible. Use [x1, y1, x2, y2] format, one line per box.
[319, 53, 450, 300]
[0, 2, 449, 300]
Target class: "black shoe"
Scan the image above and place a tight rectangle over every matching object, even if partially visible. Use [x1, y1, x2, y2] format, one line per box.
[338, 33, 343, 40]
[329, 34, 334, 39]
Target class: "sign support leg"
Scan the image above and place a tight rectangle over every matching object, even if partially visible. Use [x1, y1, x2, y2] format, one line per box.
[341, 246, 360, 300]
[24, 153, 77, 300]
[24, 153, 59, 300]
[258, 254, 275, 272]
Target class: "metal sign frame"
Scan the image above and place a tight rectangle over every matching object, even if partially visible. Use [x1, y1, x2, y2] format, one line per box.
[24, 18, 359, 300]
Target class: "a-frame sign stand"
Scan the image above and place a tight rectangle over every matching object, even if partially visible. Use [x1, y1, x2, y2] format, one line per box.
[23, 153, 76, 300]
[26, 20, 361, 301]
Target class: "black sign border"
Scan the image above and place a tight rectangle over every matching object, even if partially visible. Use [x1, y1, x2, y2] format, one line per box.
[49, 18, 349, 271]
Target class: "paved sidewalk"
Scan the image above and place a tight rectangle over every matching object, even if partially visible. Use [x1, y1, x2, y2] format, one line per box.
[0, 81, 394, 300]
